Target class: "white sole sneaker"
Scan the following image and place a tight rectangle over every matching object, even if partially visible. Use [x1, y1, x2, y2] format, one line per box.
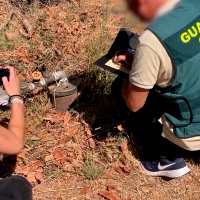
[141, 164, 190, 178]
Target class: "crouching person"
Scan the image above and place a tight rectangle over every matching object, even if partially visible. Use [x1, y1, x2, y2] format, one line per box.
[0, 66, 32, 200]
[111, 0, 200, 179]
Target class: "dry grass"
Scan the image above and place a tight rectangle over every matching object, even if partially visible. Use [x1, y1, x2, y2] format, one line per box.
[0, 0, 200, 200]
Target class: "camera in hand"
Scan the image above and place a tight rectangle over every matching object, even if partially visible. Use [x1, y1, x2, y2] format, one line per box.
[0, 69, 10, 86]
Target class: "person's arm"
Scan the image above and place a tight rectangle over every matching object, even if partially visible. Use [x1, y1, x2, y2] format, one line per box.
[121, 79, 149, 112]
[120, 43, 161, 112]
[0, 66, 25, 154]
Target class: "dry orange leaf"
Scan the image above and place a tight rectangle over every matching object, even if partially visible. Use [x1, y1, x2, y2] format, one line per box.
[16, 49, 30, 63]
[117, 124, 124, 131]
[38, 132, 51, 139]
[104, 173, 116, 179]
[88, 138, 95, 149]
[99, 190, 121, 200]
[120, 155, 129, 165]
[58, 138, 69, 145]
[15, 166, 29, 175]
[113, 165, 124, 175]
[27, 172, 37, 184]
[79, 187, 89, 195]
[36, 167, 44, 173]
[17, 151, 26, 159]
[31, 160, 42, 171]
[123, 165, 132, 174]
[53, 148, 66, 164]
[67, 127, 78, 135]
[35, 172, 44, 183]
[120, 141, 128, 154]
[64, 112, 71, 126]
[86, 128, 95, 149]
[44, 155, 54, 162]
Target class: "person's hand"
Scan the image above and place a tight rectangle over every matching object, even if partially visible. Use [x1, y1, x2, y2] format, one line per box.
[2, 66, 20, 96]
[114, 50, 134, 67]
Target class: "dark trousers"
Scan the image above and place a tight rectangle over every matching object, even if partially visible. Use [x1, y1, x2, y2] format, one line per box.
[111, 76, 183, 160]
[0, 176, 32, 200]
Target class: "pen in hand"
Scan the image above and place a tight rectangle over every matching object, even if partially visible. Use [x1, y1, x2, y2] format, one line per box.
[114, 49, 134, 68]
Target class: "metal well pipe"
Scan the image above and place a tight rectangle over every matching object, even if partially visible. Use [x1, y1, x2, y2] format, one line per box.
[0, 71, 69, 106]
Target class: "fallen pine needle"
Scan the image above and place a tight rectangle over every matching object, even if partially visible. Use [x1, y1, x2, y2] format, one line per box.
[35, 187, 84, 193]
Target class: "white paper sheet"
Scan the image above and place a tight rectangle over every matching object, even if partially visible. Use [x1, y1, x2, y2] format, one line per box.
[105, 58, 130, 74]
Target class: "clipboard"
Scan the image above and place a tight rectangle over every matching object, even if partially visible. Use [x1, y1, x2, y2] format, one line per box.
[94, 28, 139, 79]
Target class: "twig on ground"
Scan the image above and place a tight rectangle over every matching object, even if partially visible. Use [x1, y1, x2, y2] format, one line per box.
[0, 0, 33, 38]
[35, 187, 84, 193]
[33, 169, 63, 190]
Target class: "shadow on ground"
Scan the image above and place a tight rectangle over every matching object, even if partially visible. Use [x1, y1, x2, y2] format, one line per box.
[74, 72, 200, 175]
[0, 155, 17, 178]
[74, 71, 145, 162]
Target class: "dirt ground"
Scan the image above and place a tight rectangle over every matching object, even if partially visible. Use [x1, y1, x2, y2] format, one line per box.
[0, 0, 200, 200]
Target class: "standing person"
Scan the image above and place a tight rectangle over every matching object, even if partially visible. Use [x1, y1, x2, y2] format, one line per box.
[112, 0, 200, 178]
[0, 66, 32, 199]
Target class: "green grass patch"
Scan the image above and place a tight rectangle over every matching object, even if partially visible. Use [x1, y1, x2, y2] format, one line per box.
[80, 29, 116, 104]
[43, 35, 55, 47]
[0, 30, 15, 51]
[81, 157, 105, 180]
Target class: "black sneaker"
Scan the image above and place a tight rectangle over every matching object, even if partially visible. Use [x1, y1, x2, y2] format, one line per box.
[141, 157, 190, 178]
